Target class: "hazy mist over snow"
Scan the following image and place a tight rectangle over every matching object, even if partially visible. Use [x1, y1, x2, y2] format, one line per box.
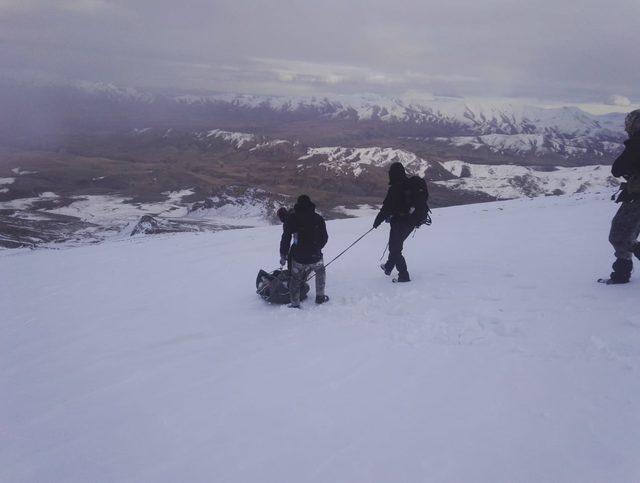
[0, 0, 638, 112]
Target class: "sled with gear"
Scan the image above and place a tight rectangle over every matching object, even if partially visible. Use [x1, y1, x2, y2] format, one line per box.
[256, 227, 376, 304]
[256, 268, 309, 304]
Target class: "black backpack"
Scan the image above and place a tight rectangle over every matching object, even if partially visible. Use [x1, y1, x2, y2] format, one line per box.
[407, 176, 431, 226]
[256, 269, 309, 304]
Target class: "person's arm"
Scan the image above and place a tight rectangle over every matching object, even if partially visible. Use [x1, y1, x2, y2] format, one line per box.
[280, 218, 293, 259]
[612, 141, 640, 178]
[373, 189, 392, 228]
[319, 218, 328, 249]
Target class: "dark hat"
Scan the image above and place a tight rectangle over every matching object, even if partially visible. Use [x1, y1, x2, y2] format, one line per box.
[294, 194, 315, 213]
[388, 162, 406, 184]
[297, 194, 312, 207]
[625, 109, 640, 136]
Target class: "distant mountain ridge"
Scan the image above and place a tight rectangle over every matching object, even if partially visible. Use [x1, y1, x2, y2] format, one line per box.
[0, 80, 627, 248]
[2, 79, 626, 134]
[179, 92, 622, 136]
[64, 81, 625, 136]
[1, 79, 625, 164]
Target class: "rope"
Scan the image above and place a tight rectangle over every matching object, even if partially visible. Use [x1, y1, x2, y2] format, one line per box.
[306, 227, 375, 282]
[258, 227, 376, 295]
[379, 242, 389, 262]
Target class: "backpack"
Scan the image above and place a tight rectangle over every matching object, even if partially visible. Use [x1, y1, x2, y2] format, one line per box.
[406, 176, 432, 226]
[256, 268, 309, 304]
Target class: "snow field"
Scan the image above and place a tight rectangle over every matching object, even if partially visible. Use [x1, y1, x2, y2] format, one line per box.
[438, 161, 618, 199]
[1, 194, 639, 482]
[300, 147, 434, 178]
[206, 129, 257, 148]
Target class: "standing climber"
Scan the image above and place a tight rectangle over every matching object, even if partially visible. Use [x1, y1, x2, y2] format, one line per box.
[280, 195, 329, 307]
[373, 162, 429, 283]
[600, 109, 640, 284]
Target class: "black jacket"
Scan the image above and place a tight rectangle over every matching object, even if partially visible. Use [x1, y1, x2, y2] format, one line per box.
[612, 135, 640, 178]
[280, 200, 328, 264]
[374, 178, 413, 227]
[374, 164, 426, 228]
[612, 135, 640, 201]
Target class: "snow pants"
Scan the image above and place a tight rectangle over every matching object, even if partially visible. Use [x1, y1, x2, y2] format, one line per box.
[384, 218, 415, 277]
[290, 259, 325, 305]
[609, 200, 640, 260]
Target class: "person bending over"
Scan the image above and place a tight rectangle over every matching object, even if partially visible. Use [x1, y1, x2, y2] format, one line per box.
[280, 195, 329, 307]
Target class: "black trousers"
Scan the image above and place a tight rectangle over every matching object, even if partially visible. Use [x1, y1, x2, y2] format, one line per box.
[384, 218, 415, 276]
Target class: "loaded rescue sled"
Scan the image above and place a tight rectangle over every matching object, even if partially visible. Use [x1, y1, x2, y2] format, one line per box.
[256, 269, 309, 304]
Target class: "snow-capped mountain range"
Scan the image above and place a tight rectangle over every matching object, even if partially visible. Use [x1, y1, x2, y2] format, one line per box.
[430, 133, 623, 160]
[299, 147, 437, 178]
[74, 82, 628, 160]
[0, 80, 629, 248]
[437, 161, 618, 199]
[292, 143, 618, 199]
[1, 80, 628, 164]
[181, 92, 621, 136]
[6, 80, 625, 138]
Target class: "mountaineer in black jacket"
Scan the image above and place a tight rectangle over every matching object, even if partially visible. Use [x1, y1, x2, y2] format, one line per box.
[373, 162, 428, 283]
[601, 109, 640, 284]
[280, 195, 329, 307]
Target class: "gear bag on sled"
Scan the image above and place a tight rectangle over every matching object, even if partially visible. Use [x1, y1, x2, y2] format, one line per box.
[256, 269, 309, 304]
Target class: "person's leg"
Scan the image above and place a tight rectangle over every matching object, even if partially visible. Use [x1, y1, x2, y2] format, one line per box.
[632, 205, 640, 260]
[313, 260, 326, 297]
[610, 202, 637, 260]
[289, 260, 307, 306]
[608, 202, 640, 282]
[385, 221, 403, 272]
[393, 220, 415, 280]
[312, 259, 329, 303]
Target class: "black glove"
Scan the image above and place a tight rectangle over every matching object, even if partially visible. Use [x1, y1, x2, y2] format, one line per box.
[280, 255, 287, 266]
[373, 215, 383, 229]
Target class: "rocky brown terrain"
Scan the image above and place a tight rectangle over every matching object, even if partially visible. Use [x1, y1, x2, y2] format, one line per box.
[0, 81, 624, 248]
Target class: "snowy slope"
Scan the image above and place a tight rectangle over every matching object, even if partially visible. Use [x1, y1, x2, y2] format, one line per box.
[299, 146, 435, 177]
[48, 190, 195, 225]
[186, 187, 285, 226]
[0, 188, 282, 247]
[438, 161, 618, 199]
[0, 177, 14, 194]
[434, 133, 623, 158]
[1, 195, 639, 482]
[205, 129, 257, 149]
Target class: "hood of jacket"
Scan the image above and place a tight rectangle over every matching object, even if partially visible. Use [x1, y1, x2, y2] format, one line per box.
[625, 109, 640, 137]
[388, 162, 407, 185]
[294, 195, 316, 215]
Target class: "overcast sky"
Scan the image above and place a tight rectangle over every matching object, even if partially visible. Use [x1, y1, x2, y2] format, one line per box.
[0, 0, 638, 110]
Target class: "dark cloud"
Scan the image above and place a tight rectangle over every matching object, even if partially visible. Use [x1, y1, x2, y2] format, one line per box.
[0, 0, 638, 104]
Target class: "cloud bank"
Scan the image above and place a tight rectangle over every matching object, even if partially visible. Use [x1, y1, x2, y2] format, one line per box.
[0, 0, 637, 106]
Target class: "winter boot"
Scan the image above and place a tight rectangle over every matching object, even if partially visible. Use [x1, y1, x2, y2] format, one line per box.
[288, 302, 301, 309]
[393, 271, 411, 283]
[315, 295, 329, 305]
[600, 258, 633, 284]
[380, 263, 392, 276]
